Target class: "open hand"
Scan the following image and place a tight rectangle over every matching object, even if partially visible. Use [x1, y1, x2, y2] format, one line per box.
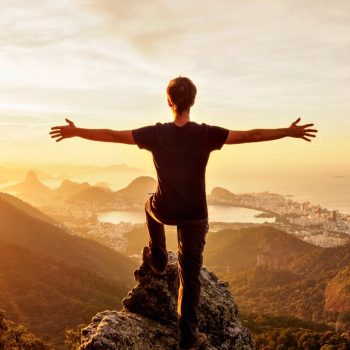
[287, 118, 318, 142]
[49, 118, 77, 142]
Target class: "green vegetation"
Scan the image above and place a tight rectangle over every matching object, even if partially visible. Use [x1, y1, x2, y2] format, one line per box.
[2, 190, 350, 349]
[241, 312, 350, 349]
[0, 192, 57, 225]
[122, 223, 350, 349]
[254, 327, 350, 350]
[64, 324, 86, 350]
[204, 225, 320, 276]
[0, 197, 136, 282]
[0, 239, 130, 349]
[0, 309, 51, 349]
[201, 225, 350, 349]
[0, 196, 138, 348]
[123, 224, 178, 257]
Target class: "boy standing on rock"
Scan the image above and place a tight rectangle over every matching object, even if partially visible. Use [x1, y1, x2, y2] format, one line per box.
[50, 77, 317, 349]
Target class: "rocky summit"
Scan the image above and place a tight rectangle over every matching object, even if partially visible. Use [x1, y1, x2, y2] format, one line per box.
[79, 252, 253, 350]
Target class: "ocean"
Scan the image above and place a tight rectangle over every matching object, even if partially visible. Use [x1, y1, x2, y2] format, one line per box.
[97, 205, 275, 225]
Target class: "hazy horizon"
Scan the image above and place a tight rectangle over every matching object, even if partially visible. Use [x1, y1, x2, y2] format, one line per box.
[1, 160, 350, 214]
[1, 0, 349, 178]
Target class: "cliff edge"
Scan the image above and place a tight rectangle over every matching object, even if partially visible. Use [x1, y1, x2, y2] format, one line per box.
[79, 252, 253, 350]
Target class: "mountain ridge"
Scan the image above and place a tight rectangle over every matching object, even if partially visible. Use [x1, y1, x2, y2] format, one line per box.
[0, 194, 141, 348]
[0, 197, 136, 282]
[0, 238, 130, 348]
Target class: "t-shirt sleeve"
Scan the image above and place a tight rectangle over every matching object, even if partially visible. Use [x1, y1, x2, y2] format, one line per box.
[205, 124, 229, 151]
[131, 125, 156, 151]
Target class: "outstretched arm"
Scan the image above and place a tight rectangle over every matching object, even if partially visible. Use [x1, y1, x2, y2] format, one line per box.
[49, 118, 135, 144]
[225, 118, 318, 144]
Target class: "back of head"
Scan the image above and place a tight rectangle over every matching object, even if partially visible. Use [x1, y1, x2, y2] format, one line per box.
[166, 77, 197, 114]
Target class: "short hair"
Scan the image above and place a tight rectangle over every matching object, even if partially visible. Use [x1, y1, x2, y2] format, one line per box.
[166, 76, 197, 114]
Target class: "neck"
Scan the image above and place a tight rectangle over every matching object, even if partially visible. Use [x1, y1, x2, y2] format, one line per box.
[173, 110, 190, 126]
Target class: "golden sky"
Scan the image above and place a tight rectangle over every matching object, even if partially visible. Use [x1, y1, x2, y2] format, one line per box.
[1, 0, 349, 175]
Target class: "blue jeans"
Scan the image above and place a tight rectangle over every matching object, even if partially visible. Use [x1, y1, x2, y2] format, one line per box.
[145, 196, 209, 339]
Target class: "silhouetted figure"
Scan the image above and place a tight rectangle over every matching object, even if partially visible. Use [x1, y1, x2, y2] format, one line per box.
[50, 76, 318, 349]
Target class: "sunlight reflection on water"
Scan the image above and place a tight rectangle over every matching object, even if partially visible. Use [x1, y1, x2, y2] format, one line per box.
[97, 205, 275, 225]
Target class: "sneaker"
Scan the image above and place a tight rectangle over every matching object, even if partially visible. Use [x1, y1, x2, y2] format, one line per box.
[178, 330, 208, 350]
[142, 246, 167, 276]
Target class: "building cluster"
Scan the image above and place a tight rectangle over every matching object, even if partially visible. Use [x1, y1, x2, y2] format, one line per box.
[44, 200, 142, 252]
[211, 191, 350, 247]
[235, 192, 350, 234]
[54, 219, 136, 252]
[292, 230, 348, 247]
[43, 202, 102, 219]
[48, 190, 350, 250]
[43, 201, 143, 219]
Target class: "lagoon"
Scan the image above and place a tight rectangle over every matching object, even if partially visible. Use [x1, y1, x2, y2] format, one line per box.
[97, 205, 275, 225]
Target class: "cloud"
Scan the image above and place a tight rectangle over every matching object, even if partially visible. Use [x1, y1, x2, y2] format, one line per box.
[0, 0, 348, 170]
[0, 1, 80, 49]
[0, 0, 349, 118]
[0, 113, 53, 140]
[84, 0, 188, 58]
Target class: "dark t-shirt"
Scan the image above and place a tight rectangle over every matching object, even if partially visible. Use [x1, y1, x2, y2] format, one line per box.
[132, 121, 229, 224]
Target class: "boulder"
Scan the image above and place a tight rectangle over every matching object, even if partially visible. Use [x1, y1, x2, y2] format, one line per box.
[80, 252, 253, 349]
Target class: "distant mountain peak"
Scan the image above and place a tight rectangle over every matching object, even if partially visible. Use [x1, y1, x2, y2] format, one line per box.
[61, 179, 75, 185]
[114, 176, 157, 202]
[26, 170, 40, 183]
[0, 170, 52, 198]
[126, 176, 157, 186]
[211, 186, 237, 196]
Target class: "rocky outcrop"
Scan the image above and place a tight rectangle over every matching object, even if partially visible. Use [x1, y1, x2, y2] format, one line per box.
[80, 252, 253, 350]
